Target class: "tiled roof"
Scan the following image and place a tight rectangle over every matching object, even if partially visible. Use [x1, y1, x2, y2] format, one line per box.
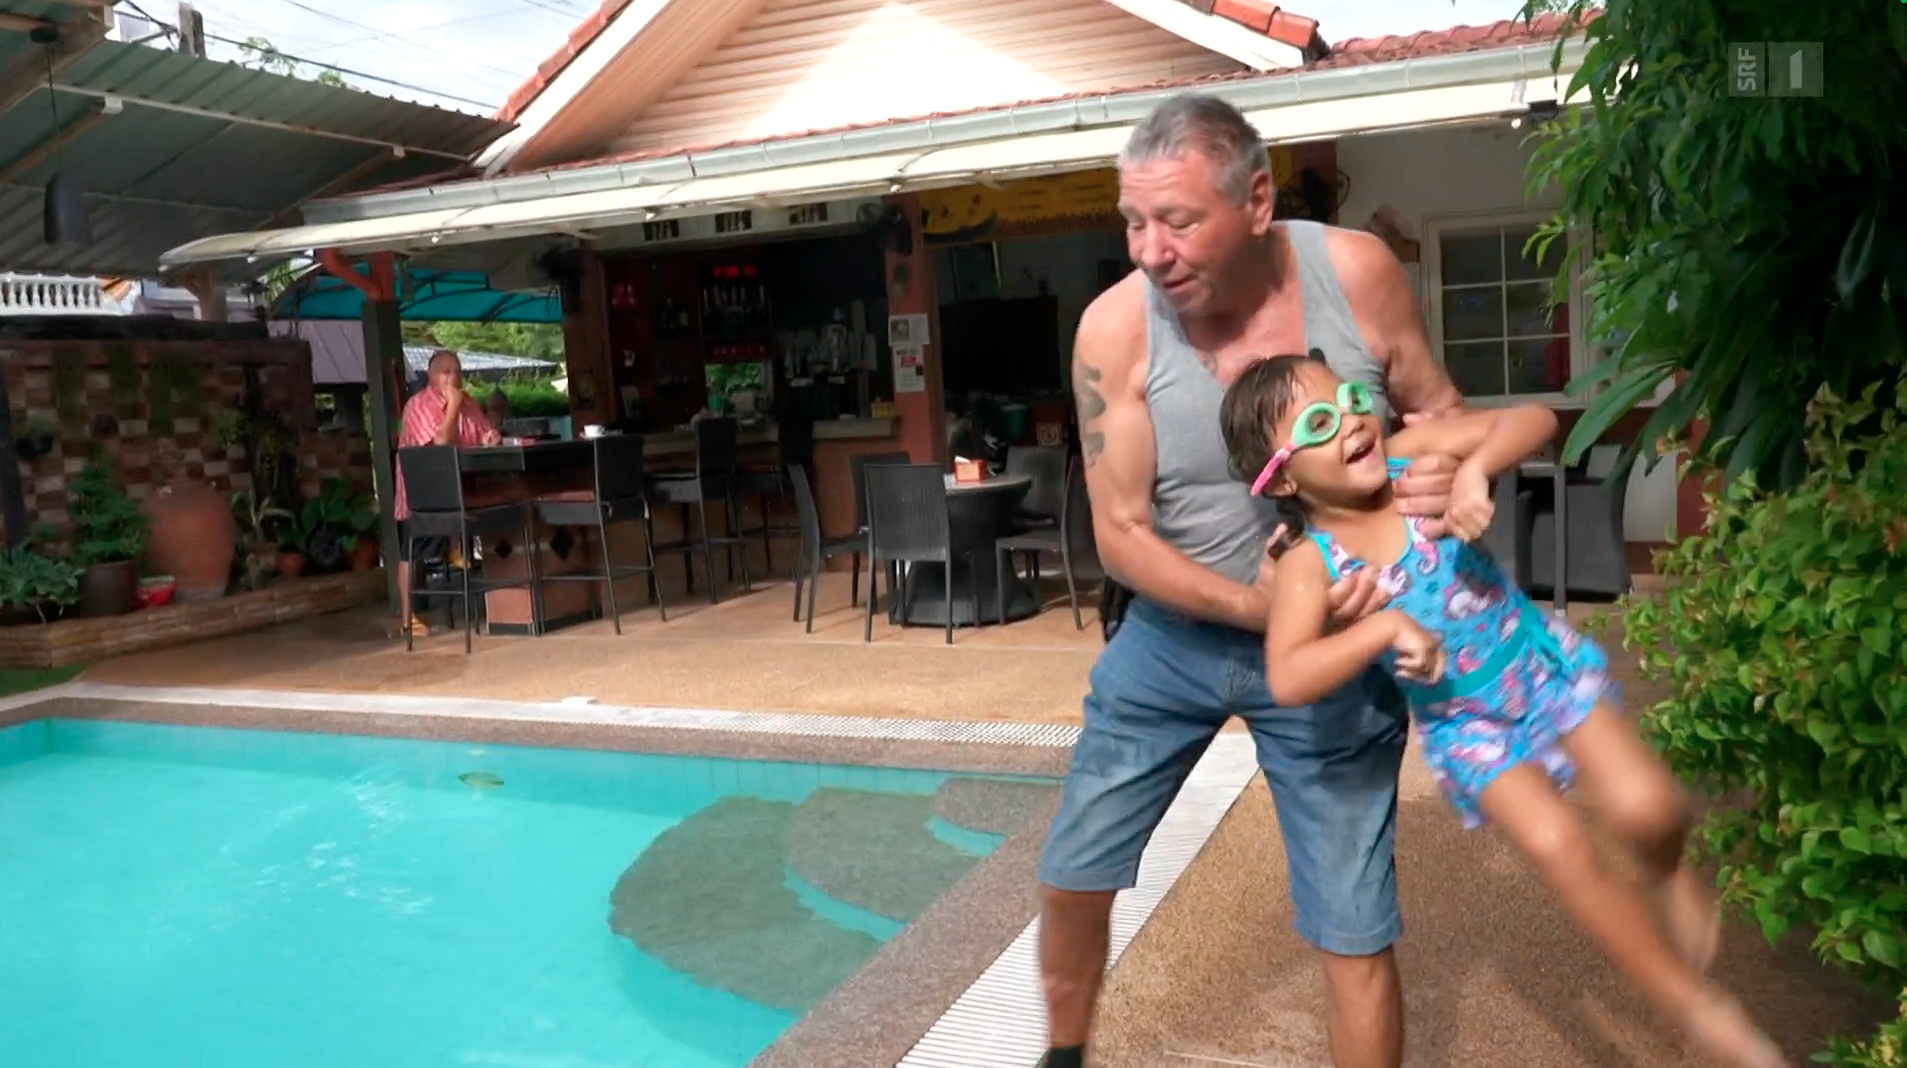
[495, 0, 1327, 125]
[1310, 9, 1588, 70]
[498, 0, 634, 125]
[337, 10, 1589, 202]
[496, 11, 1588, 177]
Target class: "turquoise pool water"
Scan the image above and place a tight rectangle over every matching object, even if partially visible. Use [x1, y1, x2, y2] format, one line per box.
[0, 719, 1026, 1068]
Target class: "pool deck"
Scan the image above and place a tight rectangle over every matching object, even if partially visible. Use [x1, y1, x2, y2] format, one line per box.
[47, 570, 1895, 1067]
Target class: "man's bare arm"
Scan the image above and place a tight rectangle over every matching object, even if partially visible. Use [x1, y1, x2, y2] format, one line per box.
[1074, 284, 1267, 631]
[1331, 228, 1464, 419]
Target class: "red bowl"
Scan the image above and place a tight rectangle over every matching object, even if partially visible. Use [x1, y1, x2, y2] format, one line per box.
[137, 577, 177, 609]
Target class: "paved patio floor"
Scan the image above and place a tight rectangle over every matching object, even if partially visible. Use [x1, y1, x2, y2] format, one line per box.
[76, 571, 1891, 1066]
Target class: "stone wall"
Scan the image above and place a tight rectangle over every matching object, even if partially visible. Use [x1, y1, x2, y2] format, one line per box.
[1, 339, 372, 534]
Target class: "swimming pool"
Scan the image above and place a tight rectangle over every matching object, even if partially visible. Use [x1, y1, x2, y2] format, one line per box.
[0, 718, 1052, 1068]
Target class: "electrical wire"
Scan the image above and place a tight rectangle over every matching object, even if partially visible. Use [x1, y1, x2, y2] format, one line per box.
[200, 31, 503, 110]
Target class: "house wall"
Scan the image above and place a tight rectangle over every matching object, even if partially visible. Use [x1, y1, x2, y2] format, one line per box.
[1334, 122, 1678, 545]
[604, 0, 1244, 159]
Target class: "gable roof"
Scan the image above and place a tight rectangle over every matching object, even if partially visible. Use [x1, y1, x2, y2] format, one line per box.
[477, 10, 1584, 179]
[496, 0, 1326, 126]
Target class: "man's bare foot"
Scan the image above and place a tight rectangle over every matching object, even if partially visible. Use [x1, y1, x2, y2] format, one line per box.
[1682, 991, 1790, 1068]
[1658, 868, 1723, 973]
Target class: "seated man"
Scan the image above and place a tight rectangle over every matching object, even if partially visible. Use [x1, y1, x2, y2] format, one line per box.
[393, 349, 500, 637]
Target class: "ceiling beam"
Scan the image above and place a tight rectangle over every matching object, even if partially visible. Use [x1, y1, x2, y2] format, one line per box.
[0, 10, 107, 122]
[0, 13, 55, 33]
[52, 84, 478, 162]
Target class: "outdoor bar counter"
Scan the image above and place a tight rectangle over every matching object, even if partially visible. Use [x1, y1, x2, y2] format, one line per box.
[462, 417, 903, 633]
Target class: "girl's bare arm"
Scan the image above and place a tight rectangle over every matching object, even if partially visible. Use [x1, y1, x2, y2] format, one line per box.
[1385, 405, 1559, 479]
[1265, 539, 1403, 706]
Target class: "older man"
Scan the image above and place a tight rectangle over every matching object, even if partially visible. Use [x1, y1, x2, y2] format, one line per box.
[1037, 95, 1465, 1068]
[393, 349, 499, 637]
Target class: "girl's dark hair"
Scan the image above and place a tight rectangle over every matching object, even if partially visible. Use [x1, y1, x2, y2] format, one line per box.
[1219, 350, 1328, 559]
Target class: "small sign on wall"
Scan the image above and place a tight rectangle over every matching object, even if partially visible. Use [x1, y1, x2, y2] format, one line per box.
[888, 313, 928, 346]
[893, 344, 926, 393]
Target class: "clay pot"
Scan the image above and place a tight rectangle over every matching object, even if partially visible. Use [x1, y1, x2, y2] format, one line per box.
[141, 481, 234, 601]
[276, 551, 306, 580]
[349, 538, 379, 571]
[79, 560, 139, 618]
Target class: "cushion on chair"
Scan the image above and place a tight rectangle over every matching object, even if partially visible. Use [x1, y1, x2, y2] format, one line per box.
[535, 489, 597, 503]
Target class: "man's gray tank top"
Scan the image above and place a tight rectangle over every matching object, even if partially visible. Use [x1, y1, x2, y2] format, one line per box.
[1146, 219, 1392, 586]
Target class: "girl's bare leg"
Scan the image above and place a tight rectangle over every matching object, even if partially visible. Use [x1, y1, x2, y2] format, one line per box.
[1562, 704, 1719, 972]
[1478, 764, 1788, 1068]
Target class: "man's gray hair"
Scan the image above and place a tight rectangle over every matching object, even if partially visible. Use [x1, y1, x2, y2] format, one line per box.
[1119, 94, 1271, 205]
[427, 348, 460, 371]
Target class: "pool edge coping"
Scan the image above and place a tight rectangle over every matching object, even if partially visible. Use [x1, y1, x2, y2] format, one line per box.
[4, 680, 1258, 1068]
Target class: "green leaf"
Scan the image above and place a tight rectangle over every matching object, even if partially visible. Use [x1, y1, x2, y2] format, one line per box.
[1862, 930, 1903, 970]
[1840, 827, 1875, 855]
[1806, 720, 1845, 751]
[1836, 200, 1881, 303]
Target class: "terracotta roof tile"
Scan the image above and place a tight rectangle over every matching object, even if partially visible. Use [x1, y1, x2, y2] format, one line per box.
[1310, 10, 1589, 70]
[497, 0, 633, 125]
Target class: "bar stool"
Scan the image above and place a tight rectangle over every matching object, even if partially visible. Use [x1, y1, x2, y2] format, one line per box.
[647, 416, 753, 602]
[534, 434, 666, 633]
[738, 408, 815, 574]
[397, 445, 543, 654]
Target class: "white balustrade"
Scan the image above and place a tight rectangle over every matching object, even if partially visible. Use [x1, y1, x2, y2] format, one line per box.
[0, 273, 126, 316]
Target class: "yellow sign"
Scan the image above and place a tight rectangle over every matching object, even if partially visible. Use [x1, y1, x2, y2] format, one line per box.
[920, 148, 1299, 246]
[921, 170, 1120, 245]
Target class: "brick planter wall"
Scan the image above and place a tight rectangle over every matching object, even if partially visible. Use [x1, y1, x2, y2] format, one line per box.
[1, 338, 372, 535]
[0, 569, 385, 669]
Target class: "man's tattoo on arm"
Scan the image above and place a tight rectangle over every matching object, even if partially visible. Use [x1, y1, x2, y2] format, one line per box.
[1075, 362, 1107, 466]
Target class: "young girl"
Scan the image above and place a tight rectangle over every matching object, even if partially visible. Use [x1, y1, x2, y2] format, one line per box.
[1220, 353, 1788, 1068]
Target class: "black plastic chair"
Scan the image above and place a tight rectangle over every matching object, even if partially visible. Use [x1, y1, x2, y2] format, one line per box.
[863, 463, 962, 645]
[1004, 445, 1067, 531]
[534, 434, 665, 633]
[994, 455, 1095, 629]
[848, 450, 909, 602]
[788, 463, 869, 632]
[738, 409, 816, 573]
[397, 445, 541, 655]
[647, 417, 753, 602]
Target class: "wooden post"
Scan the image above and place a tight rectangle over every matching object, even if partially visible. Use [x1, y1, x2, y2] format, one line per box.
[360, 297, 403, 614]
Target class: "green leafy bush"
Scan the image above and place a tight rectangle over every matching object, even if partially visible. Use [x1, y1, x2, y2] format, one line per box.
[466, 377, 570, 419]
[1527, 0, 1907, 489]
[0, 542, 81, 623]
[1621, 381, 1907, 1064]
[67, 461, 150, 568]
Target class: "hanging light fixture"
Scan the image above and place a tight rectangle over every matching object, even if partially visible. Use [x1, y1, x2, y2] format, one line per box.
[31, 26, 91, 246]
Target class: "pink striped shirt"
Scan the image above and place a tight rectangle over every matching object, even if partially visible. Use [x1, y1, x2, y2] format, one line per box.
[393, 390, 495, 520]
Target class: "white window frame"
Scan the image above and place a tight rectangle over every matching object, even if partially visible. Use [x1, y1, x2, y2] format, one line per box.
[1422, 209, 1588, 409]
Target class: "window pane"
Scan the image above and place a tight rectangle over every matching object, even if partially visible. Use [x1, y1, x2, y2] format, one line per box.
[1507, 337, 1571, 394]
[1441, 232, 1503, 286]
[1446, 341, 1506, 396]
[1505, 282, 1560, 337]
[1442, 287, 1503, 342]
[1505, 225, 1561, 281]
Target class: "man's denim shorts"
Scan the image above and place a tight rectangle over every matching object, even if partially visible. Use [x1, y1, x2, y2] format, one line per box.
[1038, 597, 1409, 957]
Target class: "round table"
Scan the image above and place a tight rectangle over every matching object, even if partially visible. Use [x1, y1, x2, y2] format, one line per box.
[895, 474, 1040, 628]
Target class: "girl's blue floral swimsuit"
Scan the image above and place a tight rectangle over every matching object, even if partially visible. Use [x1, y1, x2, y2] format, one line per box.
[1306, 462, 1619, 827]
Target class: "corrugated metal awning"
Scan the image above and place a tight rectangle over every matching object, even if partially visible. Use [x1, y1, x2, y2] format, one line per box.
[0, 6, 511, 277]
[159, 75, 1548, 269]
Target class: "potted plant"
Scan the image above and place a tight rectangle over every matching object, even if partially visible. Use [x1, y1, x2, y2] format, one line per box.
[13, 415, 58, 463]
[298, 477, 377, 573]
[230, 489, 292, 591]
[0, 538, 82, 625]
[68, 460, 149, 617]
